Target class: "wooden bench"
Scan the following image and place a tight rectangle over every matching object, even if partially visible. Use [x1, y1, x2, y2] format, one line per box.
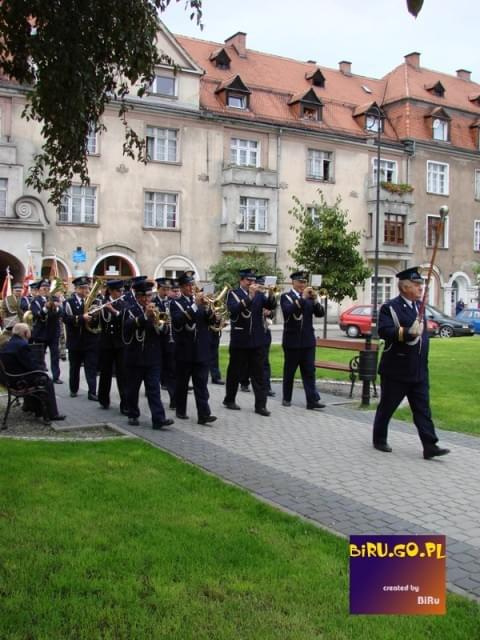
[315, 338, 379, 398]
[0, 359, 51, 428]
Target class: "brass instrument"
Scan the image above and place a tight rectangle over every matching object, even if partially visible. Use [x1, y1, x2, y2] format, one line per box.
[83, 279, 103, 334]
[305, 286, 328, 299]
[146, 303, 169, 329]
[87, 294, 126, 316]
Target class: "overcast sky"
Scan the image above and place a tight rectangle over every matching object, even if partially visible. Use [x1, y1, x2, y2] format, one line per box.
[162, 0, 479, 81]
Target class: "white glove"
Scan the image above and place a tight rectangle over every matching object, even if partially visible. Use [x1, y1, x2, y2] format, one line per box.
[408, 319, 424, 337]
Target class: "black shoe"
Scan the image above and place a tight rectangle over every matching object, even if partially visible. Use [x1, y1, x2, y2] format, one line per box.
[240, 385, 250, 392]
[282, 400, 291, 407]
[128, 418, 139, 426]
[255, 407, 271, 417]
[153, 418, 174, 429]
[169, 400, 176, 409]
[307, 402, 326, 410]
[423, 446, 450, 460]
[70, 391, 78, 398]
[212, 379, 225, 385]
[88, 393, 98, 402]
[99, 404, 110, 410]
[51, 414, 66, 421]
[60, 356, 67, 362]
[198, 415, 217, 425]
[176, 413, 189, 420]
[223, 401, 241, 410]
[53, 378, 63, 384]
[120, 408, 129, 416]
[373, 443, 393, 453]
[267, 390, 276, 397]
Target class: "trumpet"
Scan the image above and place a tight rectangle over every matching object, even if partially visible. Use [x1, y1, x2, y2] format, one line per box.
[146, 303, 170, 329]
[304, 286, 328, 299]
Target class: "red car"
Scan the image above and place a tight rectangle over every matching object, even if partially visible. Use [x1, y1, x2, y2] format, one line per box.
[339, 304, 439, 338]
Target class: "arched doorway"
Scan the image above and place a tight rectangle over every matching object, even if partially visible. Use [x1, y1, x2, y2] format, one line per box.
[0, 250, 25, 291]
[41, 257, 70, 281]
[155, 255, 199, 281]
[91, 254, 138, 279]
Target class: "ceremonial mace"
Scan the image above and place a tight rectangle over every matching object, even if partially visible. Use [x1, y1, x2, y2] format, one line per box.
[417, 205, 449, 319]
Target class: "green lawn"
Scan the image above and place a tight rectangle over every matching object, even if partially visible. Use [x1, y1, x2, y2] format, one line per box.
[1, 439, 478, 640]
[220, 338, 480, 436]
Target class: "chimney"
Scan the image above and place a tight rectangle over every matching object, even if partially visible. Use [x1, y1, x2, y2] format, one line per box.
[306, 60, 317, 64]
[456, 69, 472, 81]
[224, 31, 247, 58]
[404, 52, 420, 69]
[339, 60, 352, 76]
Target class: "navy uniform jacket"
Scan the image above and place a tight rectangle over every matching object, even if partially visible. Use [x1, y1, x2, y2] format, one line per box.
[123, 302, 163, 367]
[0, 335, 39, 374]
[281, 290, 324, 348]
[31, 296, 62, 342]
[377, 295, 429, 383]
[227, 288, 276, 349]
[63, 294, 100, 350]
[99, 298, 127, 350]
[170, 295, 215, 363]
[154, 295, 175, 350]
[20, 296, 31, 313]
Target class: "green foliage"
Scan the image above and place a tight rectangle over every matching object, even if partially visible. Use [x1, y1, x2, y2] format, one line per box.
[288, 191, 371, 303]
[0, 1, 202, 206]
[209, 248, 283, 289]
[380, 181, 414, 195]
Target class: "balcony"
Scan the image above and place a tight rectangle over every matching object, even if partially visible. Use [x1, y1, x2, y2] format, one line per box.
[222, 165, 278, 189]
[367, 183, 415, 206]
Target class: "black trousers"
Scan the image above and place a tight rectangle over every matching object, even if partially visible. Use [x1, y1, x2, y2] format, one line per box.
[98, 347, 126, 411]
[68, 348, 98, 395]
[282, 346, 317, 405]
[373, 377, 438, 448]
[175, 361, 210, 418]
[225, 346, 266, 410]
[126, 364, 166, 425]
[209, 332, 222, 382]
[24, 378, 60, 419]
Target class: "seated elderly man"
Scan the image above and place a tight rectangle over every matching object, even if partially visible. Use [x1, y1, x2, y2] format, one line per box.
[0, 322, 65, 421]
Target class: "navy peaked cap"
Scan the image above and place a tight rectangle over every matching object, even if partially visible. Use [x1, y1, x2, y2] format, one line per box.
[396, 266, 423, 282]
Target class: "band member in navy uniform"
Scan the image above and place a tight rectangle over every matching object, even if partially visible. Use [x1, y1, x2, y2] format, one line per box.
[123, 280, 173, 430]
[372, 267, 450, 460]
[63, 276, 100, 400]
[153, 277, 176, 408]
[281, 271, 325, 410]
[30, 279, 63, 383]
[123, 275, 148, 309]
[223, 269, 276, 416]
[170, 272, 217, 425]
[97, 279, 128, 413]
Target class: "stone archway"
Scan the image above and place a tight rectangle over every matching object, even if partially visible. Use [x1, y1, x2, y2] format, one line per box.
[0, 250, 25, 290]
[41, 257, 71, 281]
[91, 253, 138, 278]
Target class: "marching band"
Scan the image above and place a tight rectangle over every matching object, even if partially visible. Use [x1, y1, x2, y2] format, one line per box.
[0, 266, 328, 430]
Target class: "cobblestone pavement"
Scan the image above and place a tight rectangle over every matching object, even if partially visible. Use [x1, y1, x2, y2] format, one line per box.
[51, 362, 480, 602]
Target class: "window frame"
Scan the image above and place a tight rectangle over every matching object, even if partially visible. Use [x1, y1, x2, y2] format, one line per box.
[307, 149, 333, 181]
[372, 158, 398, 184]
[370, 275, 394, 306]
[230, 138, 259, 167]
[146, 126, 179, 164]
[426, 213, 449, 249]
[383, 213, 405, 246]
[86, 125, 98, 155]
[426, 160, 449, 195]
[143, 190, 179, 230]
[227, 92, 248, 109]
[58, 185, 97, 225]
[475, 170, 480, 200]
[301, 104, 321, 121]
[365, 114, 383, 133]
[432, 117, 449, 142]
[474, 219, 480, 251]
[238, 196, 268, 232]
[0, 177, 7, 216]
[150, 74, 177, 97]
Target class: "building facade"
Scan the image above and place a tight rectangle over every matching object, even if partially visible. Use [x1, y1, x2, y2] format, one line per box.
[0, 25, 479, 312]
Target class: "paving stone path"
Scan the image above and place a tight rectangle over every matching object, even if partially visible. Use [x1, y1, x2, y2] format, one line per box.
[52, 362, 480, 602]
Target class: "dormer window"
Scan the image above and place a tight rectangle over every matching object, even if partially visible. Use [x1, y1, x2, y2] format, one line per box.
[227, 93, 247, 109]
[215, 75, 251, 110]
[209, 48, 231, 70]
[353, 102, 384, 133]
[469, 93, 480, 106]
[425, 81, 445, 98]
[432, 118, 449, 141]
[302, 105, 321, 121]
[305, 69, 325, 88]
[365, 113, 383, 133]
[470, 119, 480, 149]
[150, 74, 176, 97]
[288, 88, 323, 122]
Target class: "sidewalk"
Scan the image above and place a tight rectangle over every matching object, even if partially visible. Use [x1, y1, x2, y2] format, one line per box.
[54, 362, 480, 602]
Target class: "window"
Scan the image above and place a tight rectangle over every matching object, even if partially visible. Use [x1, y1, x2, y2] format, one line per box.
[86, 125, 98, 155]
[239, 197, 268, 232]
[307, 206, 321, 226]
[307, 149, 333, 181]
[227, 93, 247, 109]
[230, 138, 259, 167]
[151, 75, 176, 96]
[301, 105, 321, 121]
[384, 214, 405, 245]
[475, 170, 480, 200]
[144, 192, 178, 229]
[373, 158, 397, 184]
[426, 214, 448, 249]
[427, 161, 449, 195]
[0, 178, 7, 216]
[370, 276, 394, 306]
[474, 220, 480, 251]
[366, 114, 383, 133]
[432, 118, 449, 141]
[146, 127, 178, 163]
[59, 186, 97, 224]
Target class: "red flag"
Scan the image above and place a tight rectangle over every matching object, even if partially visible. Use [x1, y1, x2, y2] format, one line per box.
[1, 266, 12, 299]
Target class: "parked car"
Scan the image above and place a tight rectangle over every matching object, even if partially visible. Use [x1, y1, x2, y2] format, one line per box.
[339, 304, 439, 338]
[455, 308, 480, 334]
[424, 304, 474, 338]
